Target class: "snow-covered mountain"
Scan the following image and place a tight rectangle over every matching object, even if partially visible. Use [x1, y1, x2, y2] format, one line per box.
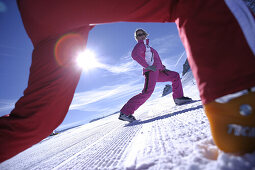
[1, 70, 255, 170]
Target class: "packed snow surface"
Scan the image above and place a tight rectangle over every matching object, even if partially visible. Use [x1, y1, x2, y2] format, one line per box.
[1, 71, 255, 170]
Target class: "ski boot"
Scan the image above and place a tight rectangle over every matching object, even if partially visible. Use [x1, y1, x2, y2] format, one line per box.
[174, 96, 192, 105]
[119, 112, 136, 122]
[204, 87, 255, 154]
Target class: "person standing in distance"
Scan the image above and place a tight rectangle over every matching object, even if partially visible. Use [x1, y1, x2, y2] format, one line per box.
[119, 29, 192, 122]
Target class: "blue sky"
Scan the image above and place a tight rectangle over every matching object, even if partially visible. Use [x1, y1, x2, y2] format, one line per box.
[0, 1, 187, 129]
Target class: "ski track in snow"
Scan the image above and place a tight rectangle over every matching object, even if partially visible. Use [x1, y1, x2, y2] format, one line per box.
[1, 71, 255, 170]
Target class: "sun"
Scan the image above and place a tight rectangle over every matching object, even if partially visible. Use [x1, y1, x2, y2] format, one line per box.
[76, 49, 100, 71]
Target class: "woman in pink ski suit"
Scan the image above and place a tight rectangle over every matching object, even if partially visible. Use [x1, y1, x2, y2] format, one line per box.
[0, 0, 255, 162]
[119, 29, 191, 121]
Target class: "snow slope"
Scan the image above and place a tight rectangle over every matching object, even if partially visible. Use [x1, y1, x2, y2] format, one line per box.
[1, 70, 255, 170]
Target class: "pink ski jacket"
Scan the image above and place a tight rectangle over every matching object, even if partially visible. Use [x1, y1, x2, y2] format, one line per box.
[131, 39, 165, 74]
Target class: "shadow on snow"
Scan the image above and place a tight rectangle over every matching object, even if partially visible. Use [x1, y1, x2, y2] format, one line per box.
[125, 100, 203, 127]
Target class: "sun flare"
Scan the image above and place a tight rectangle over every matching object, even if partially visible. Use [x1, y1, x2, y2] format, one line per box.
[76, 50, 100, 71]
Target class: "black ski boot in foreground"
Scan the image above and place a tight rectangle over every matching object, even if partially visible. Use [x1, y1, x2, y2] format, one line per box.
[119, 112, 136, 122]
[174, 96, 192, 105]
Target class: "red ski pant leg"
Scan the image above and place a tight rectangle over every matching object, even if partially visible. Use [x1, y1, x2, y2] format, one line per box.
[120, 71, 158, 115]
[0, 0, 173, 162]
[175, 0, 255, 104]
[157, 70, 183, 99]
[0, 28, 89, 162]
[17, 0, 174, 46]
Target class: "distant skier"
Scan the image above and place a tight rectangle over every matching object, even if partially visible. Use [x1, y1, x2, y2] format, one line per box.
[0, 0, 255, 163]
[119, 29, 192, 122]
[162, 84, 172, 97]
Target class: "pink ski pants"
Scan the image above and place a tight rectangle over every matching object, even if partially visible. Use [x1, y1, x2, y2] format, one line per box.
[120, 70, 183, 115]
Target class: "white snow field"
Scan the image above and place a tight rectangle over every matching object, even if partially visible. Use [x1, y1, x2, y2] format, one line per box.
[1, 70, 255, 170]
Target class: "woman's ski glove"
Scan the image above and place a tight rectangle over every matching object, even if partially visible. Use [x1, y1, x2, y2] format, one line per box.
[146, 65, 156, 71]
